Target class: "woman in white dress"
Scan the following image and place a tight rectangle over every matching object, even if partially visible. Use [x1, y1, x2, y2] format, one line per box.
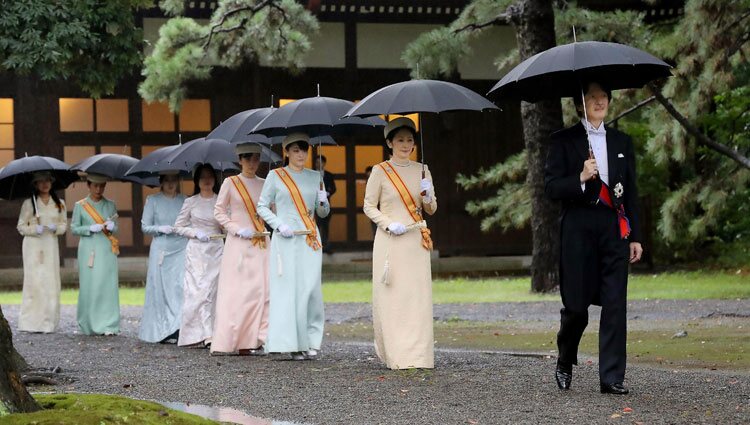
[174, 164, 224, 348]
[16, 171, 67, 333]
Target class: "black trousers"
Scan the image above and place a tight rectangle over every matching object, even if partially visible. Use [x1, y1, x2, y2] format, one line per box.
[557, 205, 629, 384]
[318, 214, 331, 250]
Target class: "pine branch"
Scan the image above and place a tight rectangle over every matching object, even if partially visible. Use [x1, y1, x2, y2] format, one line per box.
[453, 2, 520, 34]
[649, 83, 750, 169]
[203, 0, 276, 49]
[606, 95, 655, 125]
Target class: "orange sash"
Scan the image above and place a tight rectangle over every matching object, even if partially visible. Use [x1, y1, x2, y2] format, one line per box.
[79, 199, 120, 255]
[378, 162, 433, 251]
[229, 175, 267, 249]
[274, 168, 321, 251]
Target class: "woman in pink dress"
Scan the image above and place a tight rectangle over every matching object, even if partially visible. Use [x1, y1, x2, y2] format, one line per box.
[211, 143, 270, 355]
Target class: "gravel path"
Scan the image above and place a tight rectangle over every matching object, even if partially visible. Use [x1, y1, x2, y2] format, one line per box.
[327, 299, 750, 325]
[4, 304, 750, 424]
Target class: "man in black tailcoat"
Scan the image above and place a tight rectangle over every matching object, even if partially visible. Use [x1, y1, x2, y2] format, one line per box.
[545, 81, 643, 395]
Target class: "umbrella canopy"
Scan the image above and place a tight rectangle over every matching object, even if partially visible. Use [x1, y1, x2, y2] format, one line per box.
[251, 96, 386, 138]
[126, 144, 182, 178]
[0, 155, 79, 200]
[344, 79, 499, 117]
[208, 107, 279, 145]
[344, 79, 499, 182]
[70, 153, 158, 186]
[153, 138, 240, 174]
[487, 41, 672, 102]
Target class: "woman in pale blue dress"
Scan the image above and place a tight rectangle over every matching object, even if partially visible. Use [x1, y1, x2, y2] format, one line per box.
[139, 172, 187, 343]
[257, 133, 330, 360]
[70, 173, 120, 335]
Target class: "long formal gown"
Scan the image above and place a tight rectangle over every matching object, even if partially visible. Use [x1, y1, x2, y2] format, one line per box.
[139, 192, 187, 343]
[363, 161, 438, 369]
[71, 196, 120, 335]
[257, 167, 329, 353]
[212, 175, 270, 353]
[173, 193, 223, 346]
[16, 197, 67, 333]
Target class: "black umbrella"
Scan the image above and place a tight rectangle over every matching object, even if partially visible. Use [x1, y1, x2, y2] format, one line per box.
[0, 155, 79, 200]
[488, 40, 671, 153]
[251, 88, 386, 197]
[153, 138, 240, 174]
[487, 40, 672, 102]
[208, 107, 279, 145]
[126, 144, 182, 178]
[70, 153, 159, 186]
[344, 79, 499, 183]
[251, 93, 386, 138]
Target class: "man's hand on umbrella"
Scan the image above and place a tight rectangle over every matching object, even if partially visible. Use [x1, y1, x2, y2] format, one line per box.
[580, 158, 598, 182]
[629, 242, 643, 264]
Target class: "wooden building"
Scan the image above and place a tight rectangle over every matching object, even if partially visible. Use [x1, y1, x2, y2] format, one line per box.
[0, 0, 682, 267]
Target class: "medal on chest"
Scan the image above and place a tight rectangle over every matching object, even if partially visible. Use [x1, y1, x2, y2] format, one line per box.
[614, 182, 624, 198]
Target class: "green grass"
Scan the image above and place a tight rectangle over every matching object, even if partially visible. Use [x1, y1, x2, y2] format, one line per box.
[0, 271, 747, 305]
[1, 393, 217, 424]
[327, 320, 750, 371]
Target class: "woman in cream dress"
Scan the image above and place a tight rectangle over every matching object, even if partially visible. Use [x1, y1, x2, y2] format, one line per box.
[174, 164, 224, 347]
[16, 171, 67, 333]
[363, 117, 438, 369]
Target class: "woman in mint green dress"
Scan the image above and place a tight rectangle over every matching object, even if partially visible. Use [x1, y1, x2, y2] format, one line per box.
[139, 173, 187, 343]
[257, 133, 330, 360]
[70, 173, 120, 335]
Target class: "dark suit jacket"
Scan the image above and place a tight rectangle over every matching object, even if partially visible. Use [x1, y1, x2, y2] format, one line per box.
[544, 122, 641, 243]
[322, 170, 336, 197]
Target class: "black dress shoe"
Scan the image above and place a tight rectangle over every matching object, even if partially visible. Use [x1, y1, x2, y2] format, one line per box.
[555, 363, 572, 390]
[600, 382, 629, 395]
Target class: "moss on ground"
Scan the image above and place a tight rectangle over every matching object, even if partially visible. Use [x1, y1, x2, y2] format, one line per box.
[327, 320, 750, 371]
[1, 393, 218, 424]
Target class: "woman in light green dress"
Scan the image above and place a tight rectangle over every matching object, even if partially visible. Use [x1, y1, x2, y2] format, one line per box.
[257, 133, 330, 360]
[70, 173, 120, 335]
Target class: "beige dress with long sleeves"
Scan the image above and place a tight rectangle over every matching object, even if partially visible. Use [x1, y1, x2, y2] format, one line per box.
[363, 161, 437, 369]
[16, 197, 67, 332]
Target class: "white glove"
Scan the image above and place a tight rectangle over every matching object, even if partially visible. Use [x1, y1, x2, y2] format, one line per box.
[89, 224, 104, 233]
[35, 225, 44, 235]
[237, 228, 254, 239]
[46, 223, 57, 233]
[195, 230, 210, 242]
[277, 223, 294, 238]
[105, 220, 115, 231]
[420, 178, 434, 202]
[317, 189, 329, 205]
[387, 222, 407, 235]
[158, 225, 173, 235]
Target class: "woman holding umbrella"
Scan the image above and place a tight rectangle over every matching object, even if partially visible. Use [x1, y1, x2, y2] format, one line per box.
[363, 117, 438, 370]
[16, 171, 67, 333]
[71, 173, 120, 335]
[138, 172, 187, 344]
[173, 163, 224, 348]
[211, 143, 270, 355]
[257, 133, 330, 360]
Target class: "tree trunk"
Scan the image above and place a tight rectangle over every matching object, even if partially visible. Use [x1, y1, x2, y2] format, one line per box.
[514, 0, 563, 292]
[0, 306, 40, 414]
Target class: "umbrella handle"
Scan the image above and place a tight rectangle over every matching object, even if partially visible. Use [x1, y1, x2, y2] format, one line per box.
[421, 169, 427, 196]
[319, 180, 325, 207]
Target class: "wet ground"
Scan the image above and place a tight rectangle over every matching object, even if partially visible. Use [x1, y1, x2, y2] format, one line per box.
[5, 302, 750, 424]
